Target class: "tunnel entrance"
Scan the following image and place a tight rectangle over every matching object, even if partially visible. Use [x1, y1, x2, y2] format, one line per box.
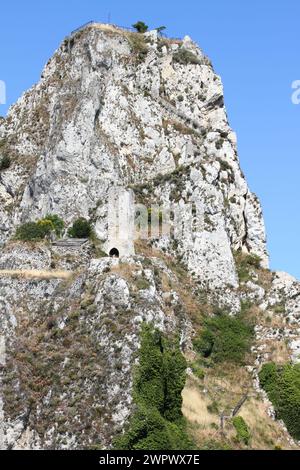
[109, 248, 120, 258]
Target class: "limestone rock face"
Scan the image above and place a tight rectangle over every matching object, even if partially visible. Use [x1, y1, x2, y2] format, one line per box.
[0, 23, 298, 449]
[0, 24, 268, 289]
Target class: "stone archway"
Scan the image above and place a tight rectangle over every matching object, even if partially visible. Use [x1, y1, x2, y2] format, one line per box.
[109, 248, 120, 258]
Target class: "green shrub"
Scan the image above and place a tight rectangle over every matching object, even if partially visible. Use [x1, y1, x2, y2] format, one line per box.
[232, 416, 251, 445]
[135, 278, 151, 291]
[259, 363, 300, 440]
[234, 252, 262, 282]
[193, 313, 253, 364]
[15, 215, 65, 241]
[0, 155, 11, 170]
[68, 218, 92, 238]
[207, 401, 219, 414]
[44, 214, 64, 237]
[190, 362, 205, 380]
[173, 48, 201, 65]
[156, 26, 166, 35]
[37, 219, 55, 236]
[127, 33, 148, 61]
[114, 324, 193, 450]
[15, 221, 53, 241]
[132, 21, 148, 33]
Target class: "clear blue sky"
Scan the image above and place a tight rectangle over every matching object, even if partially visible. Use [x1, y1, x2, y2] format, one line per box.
[0, 0, 299, 278]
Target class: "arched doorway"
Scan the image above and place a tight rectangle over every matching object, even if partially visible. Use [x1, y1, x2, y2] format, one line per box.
[109, 248, 120, 258]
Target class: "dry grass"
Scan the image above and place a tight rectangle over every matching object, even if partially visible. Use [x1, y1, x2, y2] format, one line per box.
[134, 239, 208, 327]
[258, 338, 291, 364]
[134, 239, 167, 259]
[163, 118, 197, 137]
[91, 24, 121, 33]
[182, 363, 298, 450]
[182, 380, 218, 428]
[239, 398, 298, 450]
[0, 269, 73, 280]
[257, 268, 274, 291]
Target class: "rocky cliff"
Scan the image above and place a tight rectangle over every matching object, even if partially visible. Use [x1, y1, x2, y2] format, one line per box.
[0, 23, 299, 450]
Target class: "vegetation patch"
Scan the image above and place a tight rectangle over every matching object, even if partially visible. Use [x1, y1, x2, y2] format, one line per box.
[259, 362, 300, 440]
[199, 439, 232, 450]
[126, 32, 148, 62]
[0, 155, 11, 170]
[44, 214, 64, 237]
[190, 361, 205, 380]
[232, 416, 251, 445]
[135, 277, 151, 291]
[193, 312, 254, 365]
[132, 21, 148, 33]
[173, 48, 201, 65]
[114, 324, 194, 450]
[68, 218, 92, 238]
[234, 251, 262, 283]
[15, 214, 64, 241]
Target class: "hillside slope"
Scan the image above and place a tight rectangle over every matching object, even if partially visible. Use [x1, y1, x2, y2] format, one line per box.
[0, 23, 299, 450]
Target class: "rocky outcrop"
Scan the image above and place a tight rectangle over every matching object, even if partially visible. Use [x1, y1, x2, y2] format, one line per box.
[0, 243, 195, 449]
[0, 23, 298, 449]
[0, 24, 268, 290]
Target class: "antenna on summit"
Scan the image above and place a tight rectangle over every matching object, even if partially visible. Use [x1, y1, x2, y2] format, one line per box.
[108, 12, 111, 24]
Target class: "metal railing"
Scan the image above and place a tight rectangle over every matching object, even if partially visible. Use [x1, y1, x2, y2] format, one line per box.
[69, 21, 170, 37]
[71, 21, 95, 36]
[70, 21, 137, 37]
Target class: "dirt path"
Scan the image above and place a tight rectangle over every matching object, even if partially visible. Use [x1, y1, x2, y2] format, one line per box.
[0, 269, 73, 280]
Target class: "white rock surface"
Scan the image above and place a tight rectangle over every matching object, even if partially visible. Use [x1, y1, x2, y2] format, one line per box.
[0, 23, 298, 450]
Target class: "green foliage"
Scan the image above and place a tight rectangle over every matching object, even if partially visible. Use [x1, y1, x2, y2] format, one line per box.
[234, 251, 262, 283]
[0, 155, 11, 170]
[218, 159, 231, 172]
[232, 416, 251, 445]
[115, 324, 193, 450]
[15, 220, 53, 241]
[127, 33, 148, 61]
[68, 218, 92, 238]
[132, 21, 148, 33]
[259, 363, 300, 440]
[15, 214, 65, 241]
[173, 48, 201, 65]
[44, 214, 64, 237]
[37, 219, 55, 235]
[199, 439, 232, 450]
[190, 362, 205, 380]
[193, 313, 253, 365]
[135, 278, 151, 291]
[207, 401, 219, 415]
[156, 26, 166, 35]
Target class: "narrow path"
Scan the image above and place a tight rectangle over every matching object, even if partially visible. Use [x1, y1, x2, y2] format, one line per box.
[0, 270, 73, 280]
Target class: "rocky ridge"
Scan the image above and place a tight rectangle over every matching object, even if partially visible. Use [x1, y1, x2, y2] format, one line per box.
[0, 23, 299, 450]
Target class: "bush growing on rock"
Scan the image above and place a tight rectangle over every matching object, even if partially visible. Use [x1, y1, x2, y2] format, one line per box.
[15, 214, 64, 241]
[173, 48, 201, 65]
[0, 155, 11, 170]
[15, 220, 53, 241]
[127, 33, 148, 62]
[193, 313, 253, 365]
[259, 362, 300, 440]
[232, 416, 251, 445]
[114, 324, 193, 450]
[68, 218, 92, 239]
[234, 251, 262, 282]
[132, 21, 148, 33]
[45, 214, 64, 237]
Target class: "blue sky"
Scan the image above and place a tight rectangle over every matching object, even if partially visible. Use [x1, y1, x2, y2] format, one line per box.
[0, 0, 299, 278]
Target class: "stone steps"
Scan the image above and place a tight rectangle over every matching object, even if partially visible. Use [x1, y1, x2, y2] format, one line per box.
[52, 239, 89, 248]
